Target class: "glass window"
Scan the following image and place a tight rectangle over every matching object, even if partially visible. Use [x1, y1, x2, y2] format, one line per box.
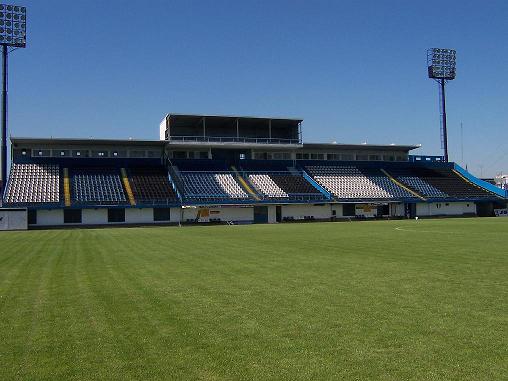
[173, 151, 187, 159]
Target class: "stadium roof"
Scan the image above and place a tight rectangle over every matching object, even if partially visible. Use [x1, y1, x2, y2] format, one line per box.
[10, 137, 165, 147]
[10, 137, 419, 151]
[302, 143, 420, 151]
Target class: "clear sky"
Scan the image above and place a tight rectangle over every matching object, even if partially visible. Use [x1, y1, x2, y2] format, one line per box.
[7, 0, 508, 177]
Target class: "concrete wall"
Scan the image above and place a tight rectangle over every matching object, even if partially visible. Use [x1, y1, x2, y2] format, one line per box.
[181, 206, 253, 223]
[170, 207, 181, 223]
[281, 204, 331, 220]
[416, 202, 476, 216]
[36, 209, 64, 226]
[331, 204, 343, 217]
[219, 207, 253, 222]
[0, 209, 27, 230]
[34, 208, 175, 226]
[390, 203, 405, 217]
[82, 209, 108, 225]
[126, 208, 154, 224]
[267, 205, 277, 223]
[27, 201, 480, 227]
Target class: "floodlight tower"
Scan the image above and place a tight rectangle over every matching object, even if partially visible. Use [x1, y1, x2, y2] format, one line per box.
[427, 48, 456, 162]
[0, 3, 26, 197]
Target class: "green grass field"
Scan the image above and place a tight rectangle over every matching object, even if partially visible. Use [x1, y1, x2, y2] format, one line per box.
[0, 218, 506, 380]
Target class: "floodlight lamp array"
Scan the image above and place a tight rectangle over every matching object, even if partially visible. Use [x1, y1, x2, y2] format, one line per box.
[0, 3, 25, 47]
[427, 48, 456, 80]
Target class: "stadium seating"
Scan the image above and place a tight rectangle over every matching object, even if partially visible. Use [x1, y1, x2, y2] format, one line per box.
[3, 163, 60, 203]
[248, 174, 288, 198]
[3, 159, 499, 208]
[386, 167, 448, 197]
[129, 167, 178, 204]
[180, 172, 248, 200]
[270, 174, 321, 195]
[71, 168, 126, 204]
[247, 172, 325, 199]
[390, 167, 494, 199]
[306, 165, 414, 199]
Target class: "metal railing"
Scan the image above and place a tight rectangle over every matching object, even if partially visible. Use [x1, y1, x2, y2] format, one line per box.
[169, 136, 301, 145]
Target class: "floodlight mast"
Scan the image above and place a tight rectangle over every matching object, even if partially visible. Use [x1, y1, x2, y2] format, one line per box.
[0, 3, 26, 198]
[427, 48, 456, 162]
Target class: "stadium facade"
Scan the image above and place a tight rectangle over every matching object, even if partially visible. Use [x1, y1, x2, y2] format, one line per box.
[1, 114, 506, 228]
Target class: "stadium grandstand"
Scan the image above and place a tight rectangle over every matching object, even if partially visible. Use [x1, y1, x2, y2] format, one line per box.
[1, 113, 506, 227]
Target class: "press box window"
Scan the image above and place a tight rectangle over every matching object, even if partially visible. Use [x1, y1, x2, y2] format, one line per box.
[173, 151, 187, 159]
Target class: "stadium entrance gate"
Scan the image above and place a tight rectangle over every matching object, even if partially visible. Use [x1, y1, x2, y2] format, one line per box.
[253, 206, 268, 223]
[276, 206, 282, 222]
[405, 203, 416, 218]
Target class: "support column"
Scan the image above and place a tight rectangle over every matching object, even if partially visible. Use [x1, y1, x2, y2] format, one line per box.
[440, 79, 449, 162]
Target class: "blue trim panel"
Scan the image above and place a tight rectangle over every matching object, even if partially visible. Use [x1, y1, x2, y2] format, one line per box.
[301, 170, 332, 200]
[453, 163, 507, 199]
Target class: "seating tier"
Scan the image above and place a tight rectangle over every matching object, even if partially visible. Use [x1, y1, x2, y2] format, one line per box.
[129, 167, 178, 203]
[4, 163, 60, 203]
[180, 172, 248, 200]
[306, 165, 414, 199]
[71, 168, 126, 204]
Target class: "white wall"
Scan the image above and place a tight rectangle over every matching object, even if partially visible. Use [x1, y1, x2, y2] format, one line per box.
[182, 207, 198, 222]
[416, 202, 476, 216]
[159, 117, 167, 140]
[267, 205, 277, 223]
[126, 208, 154, 224]
[219, 207, 253, 222]
[0, 209, 27, 230]
[82, 209, 108, 225]
[170, 207, 181, 223]
[331, 204, 343, 217]
[281, 204, 331, 220]
[36, 208, 177, 226]
[181, 206, 253, 222]
[390, 203, 405, 217]
[36, 209, 64, 226]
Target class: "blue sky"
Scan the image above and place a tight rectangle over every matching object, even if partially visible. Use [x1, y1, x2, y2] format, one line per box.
[7, 0, 508, 177]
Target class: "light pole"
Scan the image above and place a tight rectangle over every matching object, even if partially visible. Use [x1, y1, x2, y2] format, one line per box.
[0, 3, 26, 198]
[427, 48, 456, 162]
